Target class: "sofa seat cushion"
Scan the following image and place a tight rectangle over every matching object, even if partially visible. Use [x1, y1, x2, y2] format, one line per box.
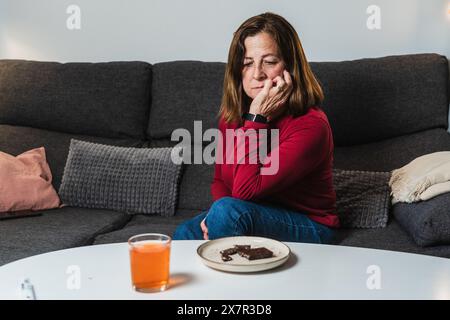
[0, 124, 145, 190]
[334, 128, 450, 171]
[93, 209, 201, 244]
[0, 207, 130, 266]
[334, 218, 450, 258]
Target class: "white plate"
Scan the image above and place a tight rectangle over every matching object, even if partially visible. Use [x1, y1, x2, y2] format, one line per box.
[197, 236, 291, 273]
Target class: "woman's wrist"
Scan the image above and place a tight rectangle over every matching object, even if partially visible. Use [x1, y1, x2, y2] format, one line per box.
[248, 108, 266, 117]
[243, 112, 269, 124]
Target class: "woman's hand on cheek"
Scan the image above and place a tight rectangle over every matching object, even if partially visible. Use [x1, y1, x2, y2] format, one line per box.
[249, 79, 273, 115]
[249, 70, 293, 121]
[266, 70, 293, 121]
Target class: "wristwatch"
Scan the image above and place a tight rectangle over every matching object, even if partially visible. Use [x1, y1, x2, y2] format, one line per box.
[243, 112, 268, 124]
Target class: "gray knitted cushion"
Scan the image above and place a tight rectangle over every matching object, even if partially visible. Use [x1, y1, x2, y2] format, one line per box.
[59, 139, 184, 216]
[333, 169, 392, 228]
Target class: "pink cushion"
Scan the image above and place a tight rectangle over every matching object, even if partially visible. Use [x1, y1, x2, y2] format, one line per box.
[0, 147, 60, 212]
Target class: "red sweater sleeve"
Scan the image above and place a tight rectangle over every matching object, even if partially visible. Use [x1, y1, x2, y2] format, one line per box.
[210, 119, 232, 201]
[211, 162, 231, 201]
[231, 117, 331, 201]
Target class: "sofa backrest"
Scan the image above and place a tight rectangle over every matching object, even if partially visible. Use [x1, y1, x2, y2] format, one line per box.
[312, 53, 449, 146]
[148, 54, 449, 147]
[2, 54, 447, 147]
[147, 61, 225, 141]
[0, 59, 152, 140]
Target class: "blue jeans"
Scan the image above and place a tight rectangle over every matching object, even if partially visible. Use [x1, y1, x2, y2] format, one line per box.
[173, 197, 335, 244]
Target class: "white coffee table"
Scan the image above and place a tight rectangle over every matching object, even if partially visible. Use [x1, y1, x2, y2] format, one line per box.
[0, 241, 449, 300]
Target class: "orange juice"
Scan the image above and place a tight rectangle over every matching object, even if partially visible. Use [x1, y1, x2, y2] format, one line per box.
[128, 235, 171, 292]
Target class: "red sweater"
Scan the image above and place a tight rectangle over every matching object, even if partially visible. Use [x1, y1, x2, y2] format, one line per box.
[211, 106, 340, 228]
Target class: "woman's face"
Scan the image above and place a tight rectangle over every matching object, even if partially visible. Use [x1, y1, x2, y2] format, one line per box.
[241, 32, 285, 100]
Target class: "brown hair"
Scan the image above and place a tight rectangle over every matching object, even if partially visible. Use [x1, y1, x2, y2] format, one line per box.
[218, 12, 324, 125]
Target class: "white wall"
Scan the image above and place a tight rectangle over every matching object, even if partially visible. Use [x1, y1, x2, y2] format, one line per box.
[0, 0, 449, 63]
[0, 1, 5, 56]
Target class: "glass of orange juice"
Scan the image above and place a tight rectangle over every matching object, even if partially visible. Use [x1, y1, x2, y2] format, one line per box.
[128, 233, 171, 293]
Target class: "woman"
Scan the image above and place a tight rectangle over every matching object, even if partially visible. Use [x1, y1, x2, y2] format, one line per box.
[174, 12, 339, 243]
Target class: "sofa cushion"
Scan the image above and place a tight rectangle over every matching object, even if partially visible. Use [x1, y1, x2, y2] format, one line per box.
[0, 207, 130, 266]
[0, 124, 145, 190]
[0, 147, 60, 213]
[334, 219, 450, 258]
[0, 60, 152, 139]
[311, 53, 449, 146]
[333, 169, 391, 228]
[93, 209, 201, 244]
[59, 139, 184, 217]
[334, 128, 450, 171]
[148, 61, 225, 139]
[392, 193, 450, 247]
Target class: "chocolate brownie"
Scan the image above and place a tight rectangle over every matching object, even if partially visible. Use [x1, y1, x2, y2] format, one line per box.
[238, 247, 274, 260]
[220, 247, 238, 256]
[220, 244, 274, 262]
[221, 254, 233, 262]
[234, 245, 251, 251]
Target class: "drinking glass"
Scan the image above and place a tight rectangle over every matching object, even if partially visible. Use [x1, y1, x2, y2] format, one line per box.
[128, 233, 171, 293]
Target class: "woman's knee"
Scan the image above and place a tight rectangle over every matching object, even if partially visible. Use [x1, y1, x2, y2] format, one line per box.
[208, 197, 247, 223]
[206, 197, 253, 238]
[173, 212, 206, 240]
[173, 221, 190, 240]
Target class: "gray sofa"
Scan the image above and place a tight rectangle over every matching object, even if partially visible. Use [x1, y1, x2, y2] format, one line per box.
[0, 53, 449, 266]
